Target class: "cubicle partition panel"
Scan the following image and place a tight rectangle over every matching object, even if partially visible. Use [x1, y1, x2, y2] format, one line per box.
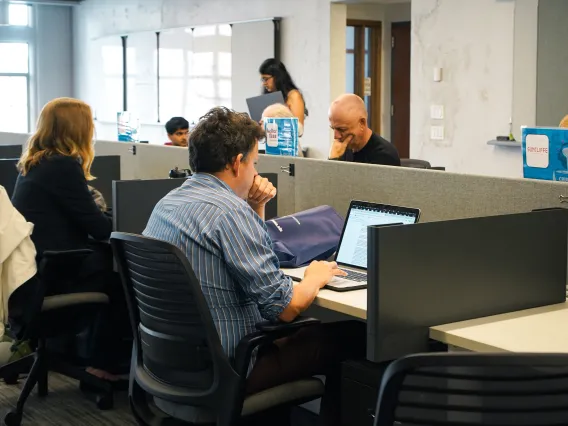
[113, 174, 279, 235]
[91, 155, 121, 209]
[113, 178, 186, 234]
[0, 132, 29, 147]
[258, 155, 295, 217]
[0, 158, 19, 198]
[258, 155, 568, 222]
[0, 145, 23, 159]
[366, 209, 568, 363]
[95, 141, 189, 181]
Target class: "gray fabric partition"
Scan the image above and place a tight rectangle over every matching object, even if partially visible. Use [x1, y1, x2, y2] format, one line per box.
[0, 132, 29, 146]
[257, 155, 296, 217]
[258, 156, 568, 221]
[94, 141, 189, 181]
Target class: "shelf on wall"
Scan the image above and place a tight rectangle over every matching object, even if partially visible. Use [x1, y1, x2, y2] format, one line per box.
[487, 140, 522, 148]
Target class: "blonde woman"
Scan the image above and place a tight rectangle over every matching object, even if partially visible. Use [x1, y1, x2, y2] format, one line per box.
[11, 98, 127, 381]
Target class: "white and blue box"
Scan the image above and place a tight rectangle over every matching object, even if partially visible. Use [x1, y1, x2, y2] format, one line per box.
[264, 117, 299, 157]
[522, 127, 568, 182]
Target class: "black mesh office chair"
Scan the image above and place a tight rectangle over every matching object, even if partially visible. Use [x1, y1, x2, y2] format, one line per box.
[400, 159, 431, 169]
[0, 250, 115, 426]
[110, 233, 325, 426]
[373, 352, 568, 426]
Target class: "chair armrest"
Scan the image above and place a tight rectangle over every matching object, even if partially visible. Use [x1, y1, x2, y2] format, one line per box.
[42, 249, 93, 259]
[255, 316, 320, 333]
[233, 317, 321, 378]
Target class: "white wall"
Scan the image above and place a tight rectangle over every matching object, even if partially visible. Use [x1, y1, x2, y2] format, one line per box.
[536, 0, 568, 127]
[73, 0, 335, 158]
[232, 20, 275, 115]
[346, 2, 411, 141]
[35, 5, 74, 115]
[410, 0, 535, 178]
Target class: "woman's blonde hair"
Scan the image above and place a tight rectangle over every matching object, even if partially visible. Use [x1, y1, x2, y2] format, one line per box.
[18, 97, 95, 180]
[560, 115, 568, 128]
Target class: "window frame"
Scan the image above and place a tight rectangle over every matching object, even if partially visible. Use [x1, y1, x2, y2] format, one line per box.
[0, 3, 34, 133]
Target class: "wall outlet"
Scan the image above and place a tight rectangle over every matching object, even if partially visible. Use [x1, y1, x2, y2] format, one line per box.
[431, 125, 445, 140]
[430, 105, 444, 120]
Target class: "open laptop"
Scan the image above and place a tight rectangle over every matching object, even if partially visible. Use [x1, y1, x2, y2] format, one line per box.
[283, 201, 421, 291]
[246, 91, 286, 122]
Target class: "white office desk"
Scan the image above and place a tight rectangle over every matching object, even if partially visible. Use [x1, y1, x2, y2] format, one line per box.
[429, 301, 568, 353]
[313, 288, 367, 320]
[284, 269, 367, 320]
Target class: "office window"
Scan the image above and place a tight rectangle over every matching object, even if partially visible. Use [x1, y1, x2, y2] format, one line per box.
[0, 76, 28, 132]
[8, 4, 30, 26]
[193, 25, 216, 37]
[0, 42, 30, 132]
[0, 42, 29, 73]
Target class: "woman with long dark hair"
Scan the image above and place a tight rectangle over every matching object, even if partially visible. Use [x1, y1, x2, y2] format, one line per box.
[259, 58, 308, 127]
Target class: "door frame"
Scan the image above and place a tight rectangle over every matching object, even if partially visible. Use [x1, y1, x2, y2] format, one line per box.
[346, 19, 382, 133]
[390, 21, 411, 159]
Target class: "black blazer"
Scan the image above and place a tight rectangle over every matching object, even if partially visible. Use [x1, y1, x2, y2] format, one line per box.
[11, 155, 112, 255]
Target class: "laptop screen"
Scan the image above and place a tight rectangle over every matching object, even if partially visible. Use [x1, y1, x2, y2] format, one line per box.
[335, 202, 419, 270]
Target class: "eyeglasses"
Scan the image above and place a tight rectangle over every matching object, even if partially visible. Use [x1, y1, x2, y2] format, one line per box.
[260, 76, 273, 83]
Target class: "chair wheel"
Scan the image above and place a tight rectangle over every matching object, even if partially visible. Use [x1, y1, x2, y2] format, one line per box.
[96, 394, 113, 410]
[4, 411, 22, 426]
[3, 375, 18, 385]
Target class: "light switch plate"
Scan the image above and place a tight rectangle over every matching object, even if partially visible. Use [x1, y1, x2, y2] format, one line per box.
[430, 105, 444, 120]
[431, 125, 445, 140]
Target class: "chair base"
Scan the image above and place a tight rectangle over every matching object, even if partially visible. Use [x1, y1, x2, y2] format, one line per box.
[1, 340, 118, 426]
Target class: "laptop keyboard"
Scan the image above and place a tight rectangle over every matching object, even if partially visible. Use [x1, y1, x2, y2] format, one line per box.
[344, 270, 367, 282]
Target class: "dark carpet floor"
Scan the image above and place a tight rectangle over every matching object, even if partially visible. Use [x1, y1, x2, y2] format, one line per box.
[0, 373, 135, 425]
[0, 373, 318, 426]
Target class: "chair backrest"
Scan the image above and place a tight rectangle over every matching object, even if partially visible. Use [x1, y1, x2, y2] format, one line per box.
[110, 233, 239, 401]
[374, 352, 568, 426]
[400, 159, 431, 169]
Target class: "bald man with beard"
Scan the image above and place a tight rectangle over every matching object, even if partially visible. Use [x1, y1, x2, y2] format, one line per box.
[328, 94, 400, 166]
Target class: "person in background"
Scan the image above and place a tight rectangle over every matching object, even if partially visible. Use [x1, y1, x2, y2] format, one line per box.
[328, 94, 400, 166]
[11, 97, 129, 381]
[259, 58, 308, 128]
[143, 107, 364, 426]
[260, 103, 305, 157]
[165, 117, 189, 147]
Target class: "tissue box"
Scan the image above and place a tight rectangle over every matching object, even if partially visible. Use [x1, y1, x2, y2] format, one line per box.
[522, 127, 568, 182]
[264, 117, 299, 156]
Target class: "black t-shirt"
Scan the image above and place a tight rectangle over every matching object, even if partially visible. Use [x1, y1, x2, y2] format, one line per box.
[343, 132, 401, 166]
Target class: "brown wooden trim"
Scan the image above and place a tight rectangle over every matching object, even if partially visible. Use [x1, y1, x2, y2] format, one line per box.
[354, 25, 365, 97]
[346, 21, 383, 131]
[370, 24, 382, 133]
[347, 19, 382, 28]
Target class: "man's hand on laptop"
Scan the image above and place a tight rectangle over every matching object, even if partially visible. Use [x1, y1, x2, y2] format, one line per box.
[280, 261, 348, 322]
[304, 261, 347, 288]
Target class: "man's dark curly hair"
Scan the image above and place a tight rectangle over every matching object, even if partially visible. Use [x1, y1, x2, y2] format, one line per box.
[189, 107, 264, 173]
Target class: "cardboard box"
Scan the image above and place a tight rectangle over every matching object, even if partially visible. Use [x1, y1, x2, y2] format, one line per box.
[522, 127, 568, 182]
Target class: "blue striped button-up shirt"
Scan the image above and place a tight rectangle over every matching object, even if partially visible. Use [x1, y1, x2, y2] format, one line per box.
[143, 173, 293, 362]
